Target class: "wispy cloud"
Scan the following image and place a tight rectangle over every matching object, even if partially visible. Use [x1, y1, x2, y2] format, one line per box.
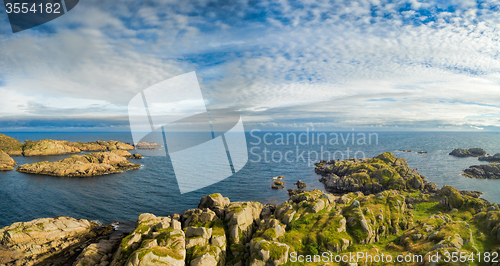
[0, 0, 499, 130]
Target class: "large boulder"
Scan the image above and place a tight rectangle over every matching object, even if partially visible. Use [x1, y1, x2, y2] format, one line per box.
[0, 134, 24, 156]
[16, 152, 140, 177]
[0, 151, 16, 171]
[22, 139, 81, 156]
[0, 217, 99, 266]
[449, 148, 486, 157]
[73, 235, 122, 266]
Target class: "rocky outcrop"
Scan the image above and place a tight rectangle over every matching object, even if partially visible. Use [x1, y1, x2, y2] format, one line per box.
[111, 213, 185, 266]
[73, 234, 123, 266]
[134, 142, 162, 150]
[182, 208, 226, 266]
[21, 140, 135, 157]
[22, 139, 82, 156]
[463, 164, 500, 179]
[0, 151, 16, 171]
[315, 152, 427, 194]
[0, 134, 24, 156]
[479, 153, 500, 162]
[0, 217, 100, 266]
[63, 141, 135, 152]
[449, 148, 486, 157]
[16, 152, 140, 177]
[110, 150, 142, 160]
[225, 201, 263, 265]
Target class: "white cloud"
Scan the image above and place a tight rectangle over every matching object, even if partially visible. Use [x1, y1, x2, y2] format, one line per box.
[0, 0, 499, 130]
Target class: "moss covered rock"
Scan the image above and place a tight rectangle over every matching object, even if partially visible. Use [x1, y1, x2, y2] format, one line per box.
[0, 133, 24, 156]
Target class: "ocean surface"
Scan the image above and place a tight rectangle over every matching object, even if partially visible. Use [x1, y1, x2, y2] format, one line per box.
[0, 131, 499, 229]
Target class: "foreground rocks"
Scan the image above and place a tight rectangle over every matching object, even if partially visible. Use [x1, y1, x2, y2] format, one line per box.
[0, 134, 24, 156]
[4, 152, 500, 266]
[0, 217, 101, 266]
[16, 152, 140, 177]
[0, 151, 16, 171]
[463, 163, 500, 179]
[449, 148, 486, 157]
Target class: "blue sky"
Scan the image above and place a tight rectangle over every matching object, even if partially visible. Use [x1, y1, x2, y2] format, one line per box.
[0, 0, 499, 131]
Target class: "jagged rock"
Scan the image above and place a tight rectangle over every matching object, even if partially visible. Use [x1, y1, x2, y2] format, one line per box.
[110, 213, 181, 266]
[16, 152, 140, 177]
[182, 207, 226, 266]
[0, 217, 99, 266]
[73, 235, 122, 266]
[449, 148, 486, 157]
[248, 238, 289, 266]
[463, 164, 500, 179]
[198, 193, 230, 218]
[479, 153, 500, 162]
[0, 134, 23, 156]
[0, 151, 16, 171]
[134, 142, 162, 150]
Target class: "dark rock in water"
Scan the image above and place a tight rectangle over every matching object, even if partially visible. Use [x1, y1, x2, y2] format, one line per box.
[294, 180, 307, 189]
[463, 164, 500, 179]
[272, 184, 284, 189]
[16, 152, 140, 177]
[479, 153, 500, 162]
[449, 148, 486, 158]
[417, 151, 427, 154]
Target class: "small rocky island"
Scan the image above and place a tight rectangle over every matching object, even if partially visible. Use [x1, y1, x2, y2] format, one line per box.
[0, 134, 141, 174]
[2, 152, 500, 266]
[16, 152, 140, 177]
[449, 148, 486, 157]
[479, 153, 500, 162]
[463, 164, 500, 179]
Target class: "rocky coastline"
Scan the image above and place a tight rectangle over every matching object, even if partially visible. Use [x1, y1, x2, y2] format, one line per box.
[2, 152, 500, 266]
[449, 148, 486, 157]
[0, 134, 142, 176]
[16, 152, 141, 177]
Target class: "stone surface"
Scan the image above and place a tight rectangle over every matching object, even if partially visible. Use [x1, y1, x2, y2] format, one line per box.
[16, 152, 140, 177]
[0, 134, 24, 156]
[22, 139, 81, 156]
[0, 217, 99, 266]
[0, 151, 16, 171]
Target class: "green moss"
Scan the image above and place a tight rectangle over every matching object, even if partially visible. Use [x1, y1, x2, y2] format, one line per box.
[135, 224, 151, 234]
[152, 246, 184, 260]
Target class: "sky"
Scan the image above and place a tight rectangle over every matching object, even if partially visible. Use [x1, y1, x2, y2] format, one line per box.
[0, 0, 499, 132]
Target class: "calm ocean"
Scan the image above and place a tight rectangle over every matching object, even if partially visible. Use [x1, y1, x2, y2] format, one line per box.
[0, 131, 499, 229]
